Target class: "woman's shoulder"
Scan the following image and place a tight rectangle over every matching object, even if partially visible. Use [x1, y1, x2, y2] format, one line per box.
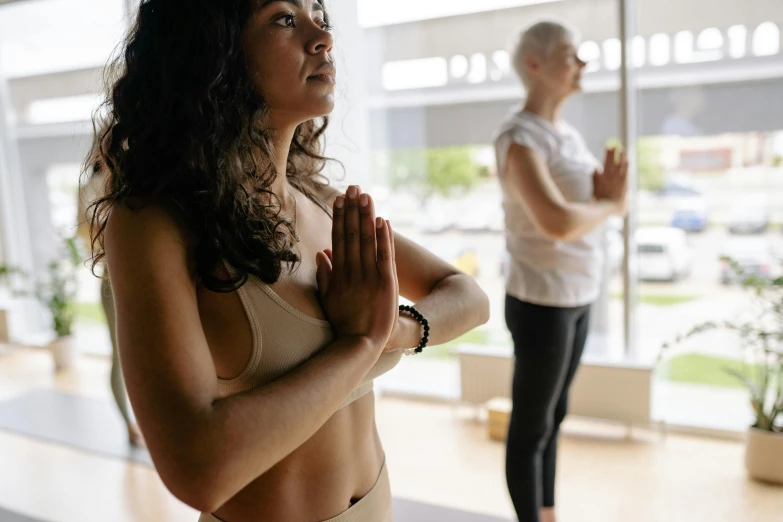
[497, 112, 557, 160]
[106, 200, 198, 263]
[498, 111, 549, 140]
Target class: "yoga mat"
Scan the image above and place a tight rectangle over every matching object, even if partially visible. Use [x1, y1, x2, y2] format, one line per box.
[0, 389, 152, 466]
[0, 507, 47, 522]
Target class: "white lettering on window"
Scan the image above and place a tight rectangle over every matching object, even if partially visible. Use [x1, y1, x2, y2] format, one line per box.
[490, 50, 511, 81]
[649, 33, 671, 66]
[632, 35, 646, 68]
[578, 41, 601, 73]
[382, 58, 448, 91]
[727, 25, 747, 59]
[468, 53, 488, 84]
[753, 22, 780, 57]
[603, 38, 622, 71]
[450, 55, 469, 79]
[674, 31, 694, 63]
[696, 28, 723, 61]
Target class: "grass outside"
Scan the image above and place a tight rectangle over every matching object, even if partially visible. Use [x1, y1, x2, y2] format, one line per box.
[611, 293, 698, 306]
[662, 353, 766, 389]
[420, 329, 490, 359]
[72, 302, 106, 324]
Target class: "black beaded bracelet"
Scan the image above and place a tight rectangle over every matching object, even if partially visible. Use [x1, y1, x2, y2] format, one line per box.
[399, 304, 429, 354]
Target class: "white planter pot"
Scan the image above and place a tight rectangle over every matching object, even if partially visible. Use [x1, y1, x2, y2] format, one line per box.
[48, 336, 78, 372]
[745, 427, 783, 485]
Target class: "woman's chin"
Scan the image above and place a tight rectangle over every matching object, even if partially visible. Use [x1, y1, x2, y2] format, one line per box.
[289, 98, 336, 123]
[314, 97, 336, 117]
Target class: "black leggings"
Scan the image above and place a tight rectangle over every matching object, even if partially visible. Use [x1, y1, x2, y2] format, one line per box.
[504, 295, 591, 522]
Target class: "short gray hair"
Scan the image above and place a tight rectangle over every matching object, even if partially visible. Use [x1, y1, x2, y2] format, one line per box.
[511, 20, 581, 88]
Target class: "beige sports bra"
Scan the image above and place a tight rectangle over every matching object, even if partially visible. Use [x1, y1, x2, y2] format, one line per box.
[216, 268, 403, 410]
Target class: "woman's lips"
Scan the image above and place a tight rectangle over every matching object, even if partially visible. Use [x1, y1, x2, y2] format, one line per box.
[309, 73, 336, 83]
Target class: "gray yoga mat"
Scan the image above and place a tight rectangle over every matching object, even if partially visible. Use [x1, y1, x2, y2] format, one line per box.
[393, 499, 512, 522]
[0, 391, 512, 522]
[0, 389, 153, 466]
[0, 507, 47, 522]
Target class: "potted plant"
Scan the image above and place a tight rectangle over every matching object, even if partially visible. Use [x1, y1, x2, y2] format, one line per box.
[662, 258, 783, 484]
[0, 235, 82, 371]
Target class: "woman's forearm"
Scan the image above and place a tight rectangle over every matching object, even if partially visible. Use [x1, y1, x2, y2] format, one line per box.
[395, 274, 490, 349]
[555, 200, 619, 241]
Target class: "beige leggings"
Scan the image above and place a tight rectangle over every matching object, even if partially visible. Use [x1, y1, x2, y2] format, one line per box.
[199, 459, 392, 522]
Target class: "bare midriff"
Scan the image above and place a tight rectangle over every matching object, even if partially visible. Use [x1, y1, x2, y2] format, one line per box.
[211, 392, 384, 522]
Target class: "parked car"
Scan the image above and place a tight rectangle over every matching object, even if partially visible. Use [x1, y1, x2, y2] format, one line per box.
[720, 239, 776, 285]
[728, 199, 769, 235]
[671, 199, 709, 232]
[636, 227, 692, 282]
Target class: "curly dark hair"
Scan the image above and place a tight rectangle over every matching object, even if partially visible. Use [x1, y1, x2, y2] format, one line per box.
[86, 0, 336, 292]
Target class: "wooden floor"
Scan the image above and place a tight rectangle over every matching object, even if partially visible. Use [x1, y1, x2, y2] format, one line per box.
[0, 346, 781, 522]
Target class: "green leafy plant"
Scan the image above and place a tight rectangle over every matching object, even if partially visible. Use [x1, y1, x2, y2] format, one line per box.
[0, 235, 82, 339]
[378, 146, 483, 200]
[661, 258, 783, 433]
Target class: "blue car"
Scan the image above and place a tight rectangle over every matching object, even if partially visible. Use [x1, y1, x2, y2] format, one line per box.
[671, 200, 709, 232]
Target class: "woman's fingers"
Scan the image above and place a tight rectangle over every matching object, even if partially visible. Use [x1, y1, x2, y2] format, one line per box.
[376, 217, 393, 283]
[359, 193, 378, 277]
[604, 148, 615, 175]
[388, 220, 399, 297]
[315, 251, 333, 301]
[331, 195, 345, 269]
[343, 185, 362, 276]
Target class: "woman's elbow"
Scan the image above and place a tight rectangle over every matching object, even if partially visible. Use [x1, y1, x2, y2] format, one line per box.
[167, 461, 250, 514]
[460, 274, 490, 326]
[536, 211, 580, 241]
[538, 220, 570, 241]
[158, 457, 226, 513]
[477, 290, 491, 326]
[153, 437, 234, 514]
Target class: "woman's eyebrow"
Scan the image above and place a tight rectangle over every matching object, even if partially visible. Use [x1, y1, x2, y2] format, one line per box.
[260, 0, 324, 11]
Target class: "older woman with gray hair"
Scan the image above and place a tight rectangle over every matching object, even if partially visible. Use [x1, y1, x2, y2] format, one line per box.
[494, 20, 628, 522]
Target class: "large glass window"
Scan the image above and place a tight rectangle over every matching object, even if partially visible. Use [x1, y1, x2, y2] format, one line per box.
[633, 2, 783, 430]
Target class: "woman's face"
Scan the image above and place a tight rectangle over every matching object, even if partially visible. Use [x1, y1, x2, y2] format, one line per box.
[242, 0, 336, 127]
[530, 38, 586, 97]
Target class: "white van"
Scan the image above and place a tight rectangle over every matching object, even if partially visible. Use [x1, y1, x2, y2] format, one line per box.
[636, 227, 692, 282]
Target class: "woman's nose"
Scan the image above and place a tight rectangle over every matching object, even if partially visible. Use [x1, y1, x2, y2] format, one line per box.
[308, 26, 334, 55]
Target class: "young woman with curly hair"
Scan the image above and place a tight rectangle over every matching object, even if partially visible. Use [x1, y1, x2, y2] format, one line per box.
[86, 1, 490, 521]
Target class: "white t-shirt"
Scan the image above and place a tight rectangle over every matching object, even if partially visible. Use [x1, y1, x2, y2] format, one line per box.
[494, 107, 606, 308]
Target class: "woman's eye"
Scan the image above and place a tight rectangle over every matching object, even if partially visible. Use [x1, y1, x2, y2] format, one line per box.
[317, 18, 333, 31]
[274, 14, 296, 28]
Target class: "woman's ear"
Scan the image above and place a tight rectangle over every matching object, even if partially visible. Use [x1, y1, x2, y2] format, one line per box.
[524, 53, 541, 78]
